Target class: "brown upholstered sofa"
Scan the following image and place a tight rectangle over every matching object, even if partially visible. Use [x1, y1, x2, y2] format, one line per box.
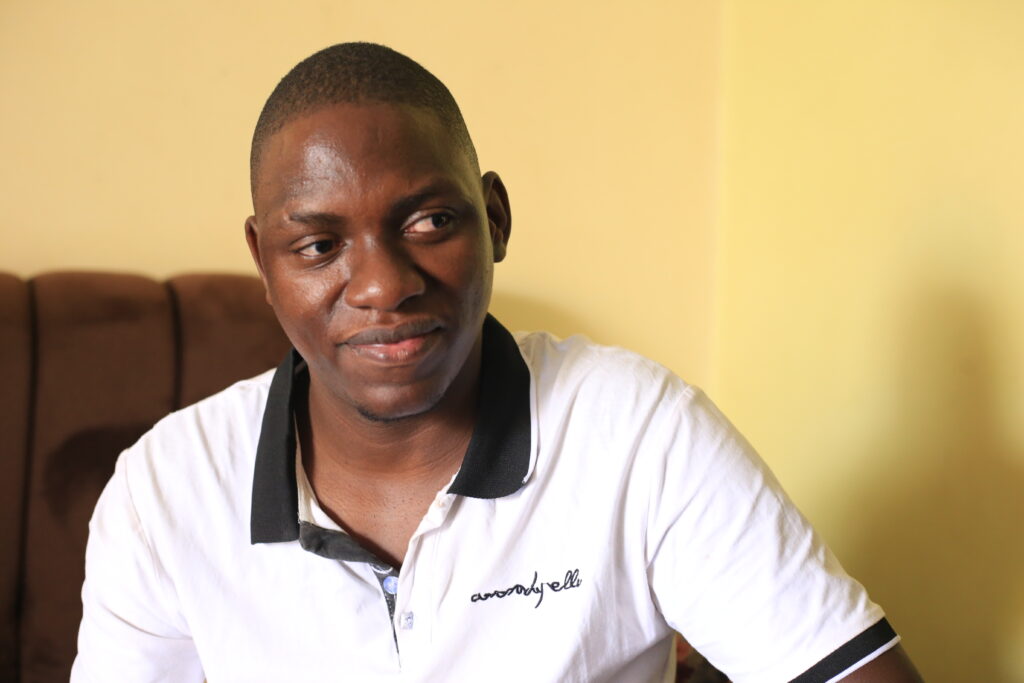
[0, 271, 290, 682]
[0, 270, 725, 683]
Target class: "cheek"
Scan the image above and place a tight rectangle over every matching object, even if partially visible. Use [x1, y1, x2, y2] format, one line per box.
[431, 242, 493, 316]
[467, 260, 494, 311]
[265, 269, 341, 340]
[436, 232, 493, 288]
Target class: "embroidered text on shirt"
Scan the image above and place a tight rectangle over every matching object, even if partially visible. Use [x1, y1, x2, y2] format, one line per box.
[470, 569, 582, 608]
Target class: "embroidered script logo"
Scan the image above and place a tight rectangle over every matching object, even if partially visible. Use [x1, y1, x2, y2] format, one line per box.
[470, 569, 582, 608]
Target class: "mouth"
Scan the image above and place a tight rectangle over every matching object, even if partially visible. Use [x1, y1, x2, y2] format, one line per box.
[341, 319, 445, 363]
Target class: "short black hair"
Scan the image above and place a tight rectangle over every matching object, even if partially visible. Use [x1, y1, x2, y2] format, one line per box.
[250, 42, 478, 196]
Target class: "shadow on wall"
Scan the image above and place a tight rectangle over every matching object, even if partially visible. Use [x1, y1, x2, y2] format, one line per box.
[846, 288, 1024, 683]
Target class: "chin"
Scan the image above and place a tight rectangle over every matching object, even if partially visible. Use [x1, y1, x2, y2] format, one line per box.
[354, 406, 414, 424]
[351, 384, 448, 424]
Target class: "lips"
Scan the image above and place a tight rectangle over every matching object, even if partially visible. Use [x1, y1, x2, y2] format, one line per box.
[343, 318, 444, 345]
[340, 318, 445, 363]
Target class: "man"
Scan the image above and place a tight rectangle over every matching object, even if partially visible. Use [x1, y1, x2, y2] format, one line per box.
[73, 43, 922, 681]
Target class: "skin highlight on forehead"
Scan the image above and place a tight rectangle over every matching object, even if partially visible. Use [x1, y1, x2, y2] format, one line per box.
[301, 136, 355, 184]
[253, 103, 481, 223]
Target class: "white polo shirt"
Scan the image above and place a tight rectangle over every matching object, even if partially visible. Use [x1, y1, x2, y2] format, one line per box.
[73, 316, 897, 682]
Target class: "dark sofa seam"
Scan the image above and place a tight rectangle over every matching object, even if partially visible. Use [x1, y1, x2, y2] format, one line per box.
[164, 280, 184, 411]
[13, 276, 40, 679]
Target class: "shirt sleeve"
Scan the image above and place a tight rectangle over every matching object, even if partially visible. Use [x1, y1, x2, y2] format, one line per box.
[645, 387, 897, 683]
[71, 453, 204, 683]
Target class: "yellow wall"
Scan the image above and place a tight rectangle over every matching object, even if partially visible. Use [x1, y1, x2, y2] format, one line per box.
[5, 0, 1024, 680]
[0, 0, 719, 387]
[718, 2, 1024, 681]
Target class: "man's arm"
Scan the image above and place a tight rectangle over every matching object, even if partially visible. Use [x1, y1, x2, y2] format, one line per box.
[644, 387, 920, 681]
[73, 454, 204, 682]
[839, 644, 923, 682]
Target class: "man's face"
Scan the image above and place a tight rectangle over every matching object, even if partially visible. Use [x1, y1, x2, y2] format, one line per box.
[246, 102, 510, 422]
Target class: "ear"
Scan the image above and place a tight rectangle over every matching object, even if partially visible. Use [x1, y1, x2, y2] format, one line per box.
[481, 171, 511, 263]
[244, 216, 273, 306]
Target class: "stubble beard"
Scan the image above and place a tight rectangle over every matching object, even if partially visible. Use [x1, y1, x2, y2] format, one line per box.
[353, 383, 450, 424]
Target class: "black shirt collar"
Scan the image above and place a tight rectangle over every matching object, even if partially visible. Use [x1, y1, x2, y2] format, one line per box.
[250, 314, 532, 544]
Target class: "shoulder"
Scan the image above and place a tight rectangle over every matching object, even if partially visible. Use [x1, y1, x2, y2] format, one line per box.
[109, 368, 276, 537]
[512, 330, 740, 457]
[514, 329, 696, 410]
[126, 367, 274, 466]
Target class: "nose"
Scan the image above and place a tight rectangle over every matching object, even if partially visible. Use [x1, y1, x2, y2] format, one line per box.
[342, 238, 426, 311]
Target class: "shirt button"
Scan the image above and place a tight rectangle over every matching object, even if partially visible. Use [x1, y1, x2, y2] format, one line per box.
[399, 611, 415, 630]
[383, 576, 398, 595]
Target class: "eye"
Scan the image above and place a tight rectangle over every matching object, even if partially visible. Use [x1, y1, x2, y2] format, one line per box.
[404, 212, 454, 235]
[295, 238, 339, 258]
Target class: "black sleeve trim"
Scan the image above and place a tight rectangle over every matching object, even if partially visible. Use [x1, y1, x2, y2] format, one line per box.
[790, 618, 898, 683]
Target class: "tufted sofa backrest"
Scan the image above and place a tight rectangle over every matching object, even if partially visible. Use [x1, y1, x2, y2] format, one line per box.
[0, 271, 290, 683]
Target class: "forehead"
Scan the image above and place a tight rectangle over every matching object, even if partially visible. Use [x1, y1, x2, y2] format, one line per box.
[253, 102, 477, 213]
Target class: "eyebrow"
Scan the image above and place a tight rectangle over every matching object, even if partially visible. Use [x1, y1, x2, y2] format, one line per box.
[387, 181, 467, 223]
[285, 210, 344, 227]
[285, 180, 471, 227]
